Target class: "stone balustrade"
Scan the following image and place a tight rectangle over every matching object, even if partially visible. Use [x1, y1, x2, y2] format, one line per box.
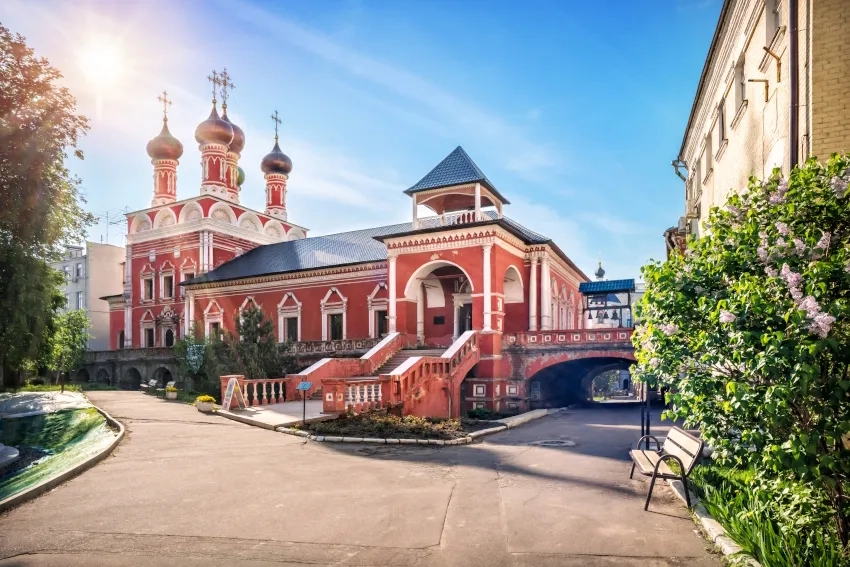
[219, 375, 289, 407]
[502, 328, 634, 348]
[344, 380, 384, 413]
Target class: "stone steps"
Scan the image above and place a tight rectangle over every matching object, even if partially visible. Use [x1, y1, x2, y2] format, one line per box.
[373, 349, 446, 375]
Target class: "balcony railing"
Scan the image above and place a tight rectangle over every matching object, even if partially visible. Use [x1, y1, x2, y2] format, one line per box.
[502, 328, 634, 348]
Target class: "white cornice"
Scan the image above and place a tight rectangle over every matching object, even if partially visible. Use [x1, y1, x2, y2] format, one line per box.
[187, 263, 388, 295]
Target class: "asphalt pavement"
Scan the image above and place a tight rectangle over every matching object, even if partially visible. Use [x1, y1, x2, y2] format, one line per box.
[0, 391, 722, 566]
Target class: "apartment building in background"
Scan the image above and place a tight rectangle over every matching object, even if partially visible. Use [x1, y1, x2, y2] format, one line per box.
[53, 242, 125, 351]
[666, 0, 850, 254]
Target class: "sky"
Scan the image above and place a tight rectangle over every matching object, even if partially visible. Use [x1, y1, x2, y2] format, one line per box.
[2, 0, 721, 280]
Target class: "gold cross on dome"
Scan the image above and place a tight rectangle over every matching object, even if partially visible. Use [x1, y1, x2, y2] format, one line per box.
[156, 90, 172, 121]
[219, 68, 234, 106]
[271, 110, 281, 142]
[207, 70, 220, 103]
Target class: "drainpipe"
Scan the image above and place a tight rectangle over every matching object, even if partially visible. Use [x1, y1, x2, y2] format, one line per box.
[789, 0, 799, 168]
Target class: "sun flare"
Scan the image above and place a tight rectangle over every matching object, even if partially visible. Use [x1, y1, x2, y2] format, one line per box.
[77, 38, 123, 91]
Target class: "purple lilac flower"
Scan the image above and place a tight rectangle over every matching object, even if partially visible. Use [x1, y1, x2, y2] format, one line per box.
[649, 357, 660, 369]
[769, 191, 785, 204]
[816, 232, 831, 251]
[778, 178, 788, 193]
[660, 323, 679, 336]
[830, 176, 848, 198]
[776, 222, 790, 236]
[790, 287, 804, 301]
[765, 266, 778, 278]
[809, 313, 836, 338]
[719, 310, 736, 324]
[757, 247, 768, 262]
[793, 238, 806, 255]
[799, 296, 821, 318]
[776, 237, 786, 248]
[780, 264, 803, 288]
[727, 205, 741, 218]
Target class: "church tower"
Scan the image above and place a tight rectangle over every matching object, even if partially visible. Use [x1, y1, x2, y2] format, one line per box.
[262, 110, 293, 221]
[145, 91, 183, 206]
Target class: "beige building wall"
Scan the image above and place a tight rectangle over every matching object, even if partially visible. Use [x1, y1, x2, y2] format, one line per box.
[53, 242, 125, 351]
[675, 0, 849, 240]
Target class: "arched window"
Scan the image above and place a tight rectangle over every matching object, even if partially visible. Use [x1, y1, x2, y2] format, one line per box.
[165, 329, 174, 347]
[118, 330, 125, 349]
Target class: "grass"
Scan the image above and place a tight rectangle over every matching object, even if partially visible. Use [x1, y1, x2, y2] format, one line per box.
[689, 464, 849, 567]
[296, 413, 471, 440]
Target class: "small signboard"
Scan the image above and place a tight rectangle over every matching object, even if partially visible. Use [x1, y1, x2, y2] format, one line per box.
[296, 381, 313, 391]
[221, 377, 246, 412]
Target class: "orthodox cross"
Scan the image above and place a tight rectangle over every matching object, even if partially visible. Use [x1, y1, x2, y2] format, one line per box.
[271, 110, 281, 142]
[219, 68, 234, 107]
[207, 70, 220, 103]
[156, 90, 172, 121]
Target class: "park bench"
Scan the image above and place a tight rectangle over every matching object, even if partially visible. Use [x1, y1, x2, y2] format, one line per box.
[629, 426, 704, 511]
[140, 379, 157, 394]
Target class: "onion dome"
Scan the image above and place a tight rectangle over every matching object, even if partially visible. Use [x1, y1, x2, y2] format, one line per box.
[146, 120, 183, 160]
[221, 107, 245, 154]
[594, 261, 606, 280]
[237, 166, 245, 186]
[261, 140, 293, 175]
[194, 104, 234, 146]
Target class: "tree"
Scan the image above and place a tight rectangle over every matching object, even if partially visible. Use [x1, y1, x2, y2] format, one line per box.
[633, 155, 850, 546]
[0, 25, 93, 387]
[43, 309, 91, 391]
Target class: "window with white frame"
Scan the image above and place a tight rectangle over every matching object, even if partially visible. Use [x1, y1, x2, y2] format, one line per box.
[734, 55, 746, 111]
[162, 274, 174, 299]
[63, 266, 70, 281]
[142, 276, 154, 301]
[75, 263, 83, 279]
[703, 133, 713, 183]
[65, 294, 70, 309]
[76, 291, 84, 310]
[145, 328, 155, 347]
[765, 0, 781, 46]
[320, 288, 347, 341]
[203, 300, 223, 338]
[367, 283, 388, 339]
[180, 271, 195, 297]
[716, 98, 727, 150]
[277, 293, 302, 343]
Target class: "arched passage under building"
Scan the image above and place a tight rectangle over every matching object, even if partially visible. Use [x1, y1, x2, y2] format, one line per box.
[527, 357, 635, 408]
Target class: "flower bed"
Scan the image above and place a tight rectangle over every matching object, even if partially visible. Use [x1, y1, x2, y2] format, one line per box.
[295, 414, 492, 440]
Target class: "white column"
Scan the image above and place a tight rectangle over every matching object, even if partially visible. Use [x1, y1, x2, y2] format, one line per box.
[540, 255, 551, 330]
[412, 197, 419, 230]
[482, 243, 492, 331]
[474, 183, 482, 221]
[452, 297, 460, 340]
[184, 292, 193, 336]
[124, 302, 132, 348]
[416, 283, 425, 344]
[529, 256, 538, 331]
[388, 255, 397, 332]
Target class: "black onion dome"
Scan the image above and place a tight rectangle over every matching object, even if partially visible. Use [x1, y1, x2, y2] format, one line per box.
[194, 104, 234, 146]
[221, 108, 245, 154]
[146, 120, 184, 160]
[594, 261, 606, 280]
[261, 141, 293, 175]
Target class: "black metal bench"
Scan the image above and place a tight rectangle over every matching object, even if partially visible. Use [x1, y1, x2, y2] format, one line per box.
[629, 426, 704, 510]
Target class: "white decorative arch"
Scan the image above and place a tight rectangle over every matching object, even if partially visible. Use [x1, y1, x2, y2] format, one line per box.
[320, 287, 348, 341]
[238, 212, 262, 232]
[367, 283, 389, 338]
[403, 260, 474, 300]
[277, 292, 302, 342]
[238, 296, 260, 312]
[153, 208, 177, 229]
[131, 214, 152, 233]
[178, 201, 203, 223]
[503, 265, 524, 303]
[264, 219, 285, 239]
[287, 228, 305, 241]
[209, 202, 238, 225]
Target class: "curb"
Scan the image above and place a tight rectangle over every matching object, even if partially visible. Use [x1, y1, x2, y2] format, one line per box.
[0, 405, 125, 514]
[666, 479, 762, 567]
[274, 407, 565, 445]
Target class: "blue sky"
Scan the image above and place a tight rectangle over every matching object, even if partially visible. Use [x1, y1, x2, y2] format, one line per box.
[2, 0, 721, 279]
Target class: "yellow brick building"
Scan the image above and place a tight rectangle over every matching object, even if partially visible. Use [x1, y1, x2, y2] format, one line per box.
[666, 0, 850, 253]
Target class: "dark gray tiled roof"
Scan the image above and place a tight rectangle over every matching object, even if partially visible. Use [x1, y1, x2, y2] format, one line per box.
[404, 146, 510, 204]
[186, 213, 549, 285]
[578, 279, 635, 294]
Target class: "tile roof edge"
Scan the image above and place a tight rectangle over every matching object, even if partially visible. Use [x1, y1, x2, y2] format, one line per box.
[182, 259, 385, 288]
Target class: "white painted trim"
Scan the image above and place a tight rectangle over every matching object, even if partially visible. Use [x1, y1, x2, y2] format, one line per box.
[360, 331, 400, 360]
[367, 283, 389, 338]
[442, 330, 476, 359]
[320, 287, 348, 341]
[277, 292, 302, 342]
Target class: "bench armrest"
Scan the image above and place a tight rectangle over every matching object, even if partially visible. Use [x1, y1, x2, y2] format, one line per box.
[636, 435, 660, 451]
[653, 453, 687, 477]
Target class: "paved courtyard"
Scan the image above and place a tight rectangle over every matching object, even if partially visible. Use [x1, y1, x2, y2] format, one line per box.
[0, 391, 721, 566]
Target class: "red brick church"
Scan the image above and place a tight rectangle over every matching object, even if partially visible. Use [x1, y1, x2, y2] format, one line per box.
[105, 74, 636, 418]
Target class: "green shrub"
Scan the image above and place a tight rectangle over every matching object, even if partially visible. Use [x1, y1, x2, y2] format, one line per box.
[303, 413, 465, 440]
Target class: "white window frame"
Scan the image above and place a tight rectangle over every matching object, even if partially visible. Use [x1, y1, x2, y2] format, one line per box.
[765, 0, 781, 46]
[180, 258, 197, 298]
[203, 300, 223, 338]
[367, 283, 388, 338]
[159, 261, 175, 300]
[277, 292, 302, 343]
[75, 263, 83, 279]
[320, 287, 347, 341]
[140, 264, 155, 303]
[734, 54, 746, 111]
[140, 310, 155, 348]
[63, 265, 70, 281]
[473, 384, 485, 397]
[76, 291, 84, 310]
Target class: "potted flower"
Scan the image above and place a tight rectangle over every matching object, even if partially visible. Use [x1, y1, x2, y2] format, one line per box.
[195, 395, 216, 413]
[165, 386, 178, 400]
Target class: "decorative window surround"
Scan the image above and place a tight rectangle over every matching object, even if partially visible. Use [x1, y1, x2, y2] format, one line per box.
[277, 292, 302, 342]
[160, 261, 175, 301]
[203, 299, 223, 338]
[473, 385, 485, 397]
[320, 287, 348, 341]
[367, 283, 389, 338]
[180, 258, 197, 298]
[140, 310, 155, 348]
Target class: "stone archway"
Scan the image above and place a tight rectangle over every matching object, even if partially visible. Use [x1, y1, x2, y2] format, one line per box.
[152, 367, 174, 387]
[75, 368, 90, 383]
[527, 356, 634, 408]
[96, 368, 111, 385]
[122, 367, 143, 390]
[403, 260, 475, 346]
